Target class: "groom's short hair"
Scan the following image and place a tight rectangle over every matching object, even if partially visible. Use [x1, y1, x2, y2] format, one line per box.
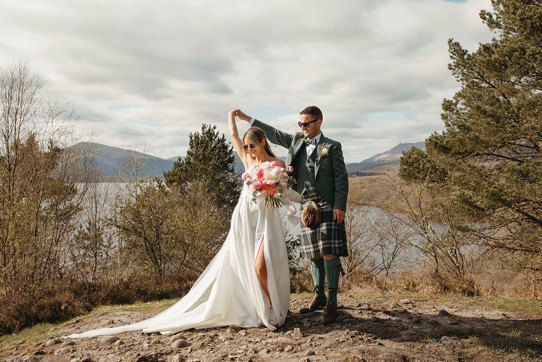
[300, 106, 323, 121]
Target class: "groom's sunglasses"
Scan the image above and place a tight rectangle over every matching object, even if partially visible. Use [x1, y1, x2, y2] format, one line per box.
[298, 119, 318, 128]
[243, 143, 256, 151]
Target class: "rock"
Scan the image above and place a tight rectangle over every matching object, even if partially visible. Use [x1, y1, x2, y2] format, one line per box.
[271, 337, 293, 344]
[172, 339, 190, 349]
[46, 338, 62, 346]
[438, 309, 450, 317]
[169, 334, 186, 344]
[400, 299, 412, 305]
[33, 349, 45, 355]
[54, 348, 70, 356]
[449, 318, 460, 325]
[284, 345, 293, 352]
[292, 328, 303, 338]
[70, 358, 81, 362]
[358, 303, 371, 310]
[170, 356, 185, 362]
[258, 348, 269, 357]
[115, 340, 125, 346]
[238, 329, 247, 336]
[151, 338, 161, 344]
[304, 350, 315, 356]
[99, 335, 119, 343]
[81, 357, 93, 362]
[61, 340, 75, 348]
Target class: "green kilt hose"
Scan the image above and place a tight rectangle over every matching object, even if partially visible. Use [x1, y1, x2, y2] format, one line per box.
[300, 194, 348, 259]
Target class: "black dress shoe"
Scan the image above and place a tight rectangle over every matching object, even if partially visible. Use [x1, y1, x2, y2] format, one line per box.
[299, 295, 327, 314]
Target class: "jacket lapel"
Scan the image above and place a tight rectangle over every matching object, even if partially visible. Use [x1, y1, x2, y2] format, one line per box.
[289, 137, 305, 164]
[314, 133, 326, 178]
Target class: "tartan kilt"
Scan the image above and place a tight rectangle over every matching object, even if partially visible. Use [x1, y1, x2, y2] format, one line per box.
[299, 194, 348, 259]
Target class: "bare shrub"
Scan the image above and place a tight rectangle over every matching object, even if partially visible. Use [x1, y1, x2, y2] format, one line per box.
[0, 62, 90, 293]
[389, 178, 483, 295]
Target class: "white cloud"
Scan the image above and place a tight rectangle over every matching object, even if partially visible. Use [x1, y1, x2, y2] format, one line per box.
[0, 0, 493, 162]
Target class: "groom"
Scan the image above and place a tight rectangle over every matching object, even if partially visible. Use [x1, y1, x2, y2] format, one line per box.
[237, 106, 348, 324]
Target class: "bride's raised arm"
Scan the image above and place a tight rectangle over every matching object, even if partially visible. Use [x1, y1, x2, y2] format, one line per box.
[229, 109, 248, 169]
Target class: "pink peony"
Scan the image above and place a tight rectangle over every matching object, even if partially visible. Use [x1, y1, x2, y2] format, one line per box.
[253, 181, 262, 189]
[256, 168, 264, 180]
[242, 172, 250, 181]
[271, 161, 279, 167]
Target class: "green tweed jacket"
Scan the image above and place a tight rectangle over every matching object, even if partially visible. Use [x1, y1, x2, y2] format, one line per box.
[252, 119, 348, 211]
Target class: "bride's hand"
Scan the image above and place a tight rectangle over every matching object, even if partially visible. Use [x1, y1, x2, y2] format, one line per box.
[229, 109, 239, 120]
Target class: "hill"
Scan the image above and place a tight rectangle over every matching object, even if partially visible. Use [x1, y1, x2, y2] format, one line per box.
[71, 142, 175, 178]
[346, 142, 425, 175]
[70, 141, 426, 179]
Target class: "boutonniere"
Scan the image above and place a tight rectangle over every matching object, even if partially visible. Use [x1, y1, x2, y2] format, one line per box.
[317, 143, 331, 162]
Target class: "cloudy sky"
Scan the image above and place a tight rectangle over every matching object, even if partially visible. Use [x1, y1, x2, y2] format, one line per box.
[0, 0, 494, 162]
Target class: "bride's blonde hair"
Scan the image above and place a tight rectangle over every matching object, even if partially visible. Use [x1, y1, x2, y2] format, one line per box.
[243, 127, 276, 158]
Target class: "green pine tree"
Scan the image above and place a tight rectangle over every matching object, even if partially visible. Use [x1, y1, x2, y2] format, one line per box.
[400, 1, 541, 266]
[164, 124, 241, 211]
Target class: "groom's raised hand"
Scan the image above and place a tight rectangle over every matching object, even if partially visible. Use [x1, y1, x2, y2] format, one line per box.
[236, 109, 251, 122]
[333, 209, 345, 224]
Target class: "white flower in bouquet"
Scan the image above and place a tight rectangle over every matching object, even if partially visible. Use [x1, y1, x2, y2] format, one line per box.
[243, 161, 290, 208]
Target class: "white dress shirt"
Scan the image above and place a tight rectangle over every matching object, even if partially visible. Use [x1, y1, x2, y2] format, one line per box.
[249, 117, 321, 155]
[305, 133, 321, 156]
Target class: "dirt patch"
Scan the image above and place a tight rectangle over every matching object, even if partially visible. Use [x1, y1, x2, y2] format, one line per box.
[1, 292, 541, 361]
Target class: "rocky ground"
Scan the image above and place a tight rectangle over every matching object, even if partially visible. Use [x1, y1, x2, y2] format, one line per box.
[1, 291, 541, 361]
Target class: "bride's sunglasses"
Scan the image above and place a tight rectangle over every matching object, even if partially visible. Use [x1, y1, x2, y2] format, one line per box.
[298, 119, 318, 128]
[243, 143, 256, 151]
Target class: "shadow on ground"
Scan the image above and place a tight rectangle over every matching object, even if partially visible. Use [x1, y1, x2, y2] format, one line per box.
[281, 297, 542, 359]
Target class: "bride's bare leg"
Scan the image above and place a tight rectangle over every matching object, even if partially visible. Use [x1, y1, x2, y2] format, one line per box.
[255, 237, 270, 302]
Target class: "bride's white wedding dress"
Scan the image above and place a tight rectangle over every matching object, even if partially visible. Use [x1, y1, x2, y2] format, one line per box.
[67, 181, 294, 338]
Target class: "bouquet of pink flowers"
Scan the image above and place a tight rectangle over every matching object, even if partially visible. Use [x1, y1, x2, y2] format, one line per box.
[242, 161, 293, 208]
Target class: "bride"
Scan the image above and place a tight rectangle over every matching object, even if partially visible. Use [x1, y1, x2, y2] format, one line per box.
[66, 110, 291, 338]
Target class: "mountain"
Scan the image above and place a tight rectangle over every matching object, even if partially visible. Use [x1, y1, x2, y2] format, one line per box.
[71, 142, 174, 178]
[346, 142, 425, 173]
[71, 141, 424, 179]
